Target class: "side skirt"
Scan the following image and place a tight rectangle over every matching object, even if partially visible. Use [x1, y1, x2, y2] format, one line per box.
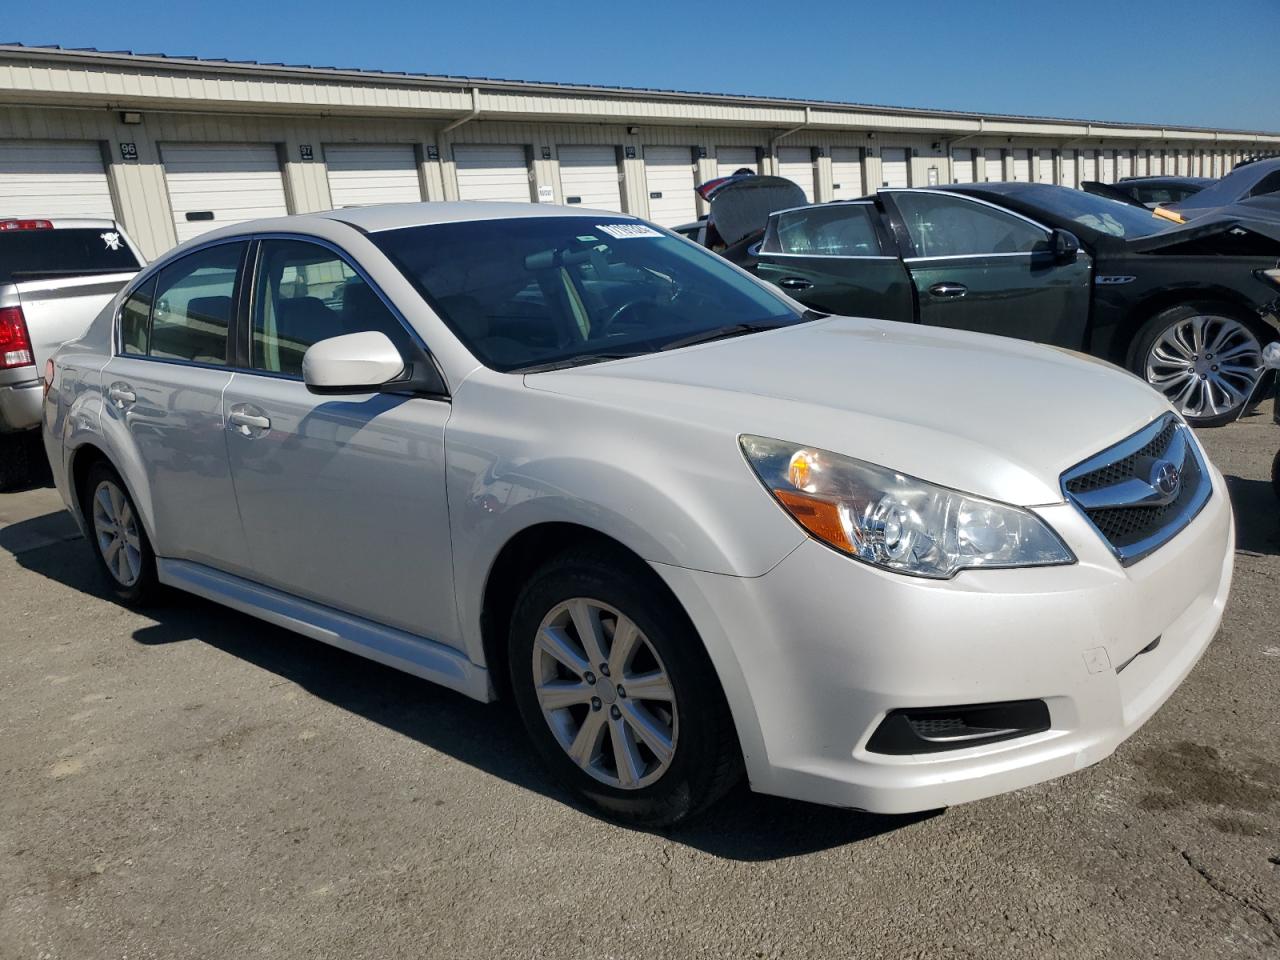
[157, 559, 493, 702]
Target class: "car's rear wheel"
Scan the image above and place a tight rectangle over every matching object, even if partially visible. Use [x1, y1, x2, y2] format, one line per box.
[1130, 304, 1264, 427]
[83, 461, 159, 604]
[508, 547, 741, 825]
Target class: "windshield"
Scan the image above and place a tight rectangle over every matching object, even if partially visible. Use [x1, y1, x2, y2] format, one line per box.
[0, 228, 141, 285]
[1011, 185, 1171, 240]
[372, 217, 806, 371]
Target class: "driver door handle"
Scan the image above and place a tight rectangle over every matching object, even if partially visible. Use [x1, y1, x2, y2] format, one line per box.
[228, 404, 271, 436]
[928, 282, 968, 298]
[778, 277, 813, 291]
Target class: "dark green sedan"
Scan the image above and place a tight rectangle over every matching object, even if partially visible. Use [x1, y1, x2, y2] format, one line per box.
[753, 184, 1280, 426]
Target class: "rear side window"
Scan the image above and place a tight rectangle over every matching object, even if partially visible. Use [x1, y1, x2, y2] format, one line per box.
[148, 243, 244, 365]
[119, 276, 156, 356]
[761, 205, 883, 257]
[1248, 171, 1280, 198]
[250, 239, 410, 377]
[0, 228, 141, 285]
[894, 192, 1048, 258]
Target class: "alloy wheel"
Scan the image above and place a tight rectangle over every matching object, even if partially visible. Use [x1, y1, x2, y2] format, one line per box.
[92, 480, 143, 587]
[1144, 314, 1262, 421]
[532, 598, 678, 790]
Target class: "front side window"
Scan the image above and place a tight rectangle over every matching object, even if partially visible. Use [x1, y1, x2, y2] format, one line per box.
[251, 239, 409, 377]
[761, 205, 883, 257]
[149, 243, 243, 365]
[894, 192, 1048, 258]
[372, 217, 805, 372]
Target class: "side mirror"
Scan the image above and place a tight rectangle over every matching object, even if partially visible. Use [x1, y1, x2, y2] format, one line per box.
[1051, 228, 1081, 264]
[302, 331, 406, 394]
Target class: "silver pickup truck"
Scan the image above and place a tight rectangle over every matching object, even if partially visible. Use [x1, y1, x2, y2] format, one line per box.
[1, 218, 144, 489]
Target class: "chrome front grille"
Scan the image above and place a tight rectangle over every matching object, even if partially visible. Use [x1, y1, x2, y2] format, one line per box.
[1062, 413, 1212, 565]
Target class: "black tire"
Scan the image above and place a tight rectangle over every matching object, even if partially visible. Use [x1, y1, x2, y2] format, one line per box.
[0, 431, 37, 492]
[508, 546, 742, 826]
[1127, 302, 1265, 428]
[81, 461, 160, 605]
[1272, 449, 1280, 502]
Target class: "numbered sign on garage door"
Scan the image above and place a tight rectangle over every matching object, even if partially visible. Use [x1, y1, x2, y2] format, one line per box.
[0, 140, 116, 219]
[1038, 149, 1055, 184]
[325, 144, 421, 208]
[950, 149, 974, 184]
[162, 143, 289, 244]
[557, 145, 623, 212]
[716, 147, 758, 175]
[880, 148, 909, 188]
[777, 147, 815, 202]
[453, 145, 532, 203]
[830, 147, 865, 199]
[643, 147, 697, 227]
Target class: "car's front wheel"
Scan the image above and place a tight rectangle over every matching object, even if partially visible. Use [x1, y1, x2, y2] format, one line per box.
[508, 547, 741, 825]
[1130, 303, 1265, 427]
[82, 461, 159, 604]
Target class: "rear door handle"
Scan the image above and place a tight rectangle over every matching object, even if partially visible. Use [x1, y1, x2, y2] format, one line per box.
[928, 282, 968, 298]
[107, 382, 136, 408]
[228, 404, 271, 436]
[778, 277, 813, 291]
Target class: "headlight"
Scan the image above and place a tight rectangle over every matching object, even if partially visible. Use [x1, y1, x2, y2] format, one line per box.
[740, 435, 1075, 579]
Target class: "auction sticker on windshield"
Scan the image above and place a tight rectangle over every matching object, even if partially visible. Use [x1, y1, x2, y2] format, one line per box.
[598, 223, 662, 239]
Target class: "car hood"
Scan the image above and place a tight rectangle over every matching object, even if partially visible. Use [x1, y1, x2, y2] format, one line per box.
[525, 316, 1171, 507]
[1122, 214, 1280, 253]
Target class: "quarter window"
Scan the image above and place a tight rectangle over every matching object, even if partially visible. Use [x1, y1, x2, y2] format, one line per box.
[250, 239, 408, 377]
[761, 205, 883, 257]
[149, 243, 243, 365]
[118, 275, 156, 356]
[894, 193, 1048, 258]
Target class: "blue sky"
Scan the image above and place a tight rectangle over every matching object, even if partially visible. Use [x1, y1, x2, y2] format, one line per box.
[6, 0, 1278, 131]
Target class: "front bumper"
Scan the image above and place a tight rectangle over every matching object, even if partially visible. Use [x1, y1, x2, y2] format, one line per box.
[654, 460, 1234, 814]
[0, 368, 42, 433]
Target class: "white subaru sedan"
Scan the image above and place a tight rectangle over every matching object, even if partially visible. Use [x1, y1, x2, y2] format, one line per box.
[43, 203, 1233, 825]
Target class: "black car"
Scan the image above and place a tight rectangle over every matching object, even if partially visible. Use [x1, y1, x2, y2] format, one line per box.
[1162, 157, 1280, 221]
[1084, 175, 1213, 209]
[752, 182, 1280, 425]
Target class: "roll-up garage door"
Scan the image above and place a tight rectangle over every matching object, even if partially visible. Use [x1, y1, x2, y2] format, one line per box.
[1176, 150, 1189, 175]
[830, 147, 865, 199]
[1061, 150, 1077, 188]
[0, 140, 116, 219]
[1079, 150, 1097, 182]
[1117, 151, 1132, 180]
[1012, 149, 1031, 182]
[1136, 152, 1149, 177]
[325, 144, 421, 208]
[984, 149, 1004, 182]
[1100, 151, 1116, 183]
[453, 145, 532, 203]
[778, 147, 816, 202]
[1037, 149, 1055, 184]
[162, 143, 289, 244]
[716, 147, 758, 175]
[950, 149, 974, 184]
[643, 146, 697, 227]
[557, 145, 623, 212]
[880, 148, 909, 188]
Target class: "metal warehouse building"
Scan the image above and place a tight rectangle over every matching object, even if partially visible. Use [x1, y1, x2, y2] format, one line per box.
[1, 43, 1278, 260]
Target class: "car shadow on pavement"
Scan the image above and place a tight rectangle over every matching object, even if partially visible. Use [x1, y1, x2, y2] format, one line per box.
[2, 513, 928, 861]
[1223, 474, 1280, 556]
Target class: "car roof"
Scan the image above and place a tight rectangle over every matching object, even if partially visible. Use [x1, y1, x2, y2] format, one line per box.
[316, 201, 635, 233]
[1115, 176, 1213, 187]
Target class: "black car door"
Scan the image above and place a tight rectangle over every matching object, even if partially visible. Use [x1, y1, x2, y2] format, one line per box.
[753, 202, 915, 321]
[882, 190, 1093, 349]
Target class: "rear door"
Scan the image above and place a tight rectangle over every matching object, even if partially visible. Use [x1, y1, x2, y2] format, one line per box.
[754, 202, 914, 320]
[220, 236, 456, 642]
[99, 240, 251, 573]
[883, 190, 1092, 348]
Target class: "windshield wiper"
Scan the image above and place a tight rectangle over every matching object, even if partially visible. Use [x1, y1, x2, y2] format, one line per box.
[516, 351, 643, 374]
[660, 318, 794, 352]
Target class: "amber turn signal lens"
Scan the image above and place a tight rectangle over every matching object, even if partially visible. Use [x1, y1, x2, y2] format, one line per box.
[774, 489, 854, 553]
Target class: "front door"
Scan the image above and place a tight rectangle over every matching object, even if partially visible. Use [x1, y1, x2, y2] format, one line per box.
[754, 202, 915, 321]
[100, 240, 251, 575]
[221, 237, 457, 644]
[885, 190, 1092, 349]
